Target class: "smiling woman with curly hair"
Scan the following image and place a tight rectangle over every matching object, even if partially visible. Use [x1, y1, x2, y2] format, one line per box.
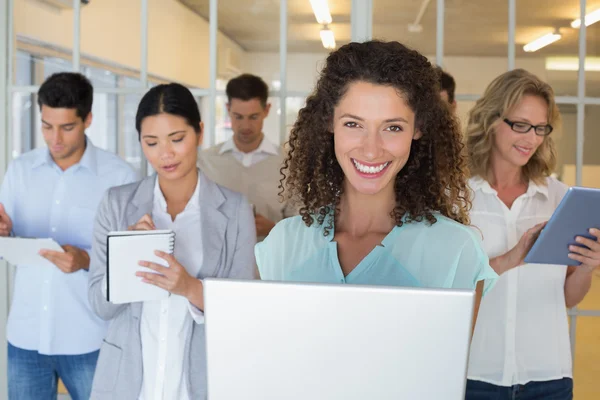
[255, 40, 496, 316]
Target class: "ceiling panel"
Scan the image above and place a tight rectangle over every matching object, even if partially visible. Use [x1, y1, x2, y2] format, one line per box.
[179, 0, 600, 56]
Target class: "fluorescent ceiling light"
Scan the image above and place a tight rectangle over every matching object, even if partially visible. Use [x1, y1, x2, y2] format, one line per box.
[571, 9, 600, 28]
[310, 0, 332, 25]
[546, 56, 600, 71]
[320, 28, 336, 50]
[523, 32, 561, 52]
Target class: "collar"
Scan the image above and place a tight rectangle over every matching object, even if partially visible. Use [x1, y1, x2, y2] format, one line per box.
[31, 149, 54, 169]
[470, 175, 549, 199]
[31, 136, 97, 175]
[218, 135, 279, 156]
[153, 170, 201, 212]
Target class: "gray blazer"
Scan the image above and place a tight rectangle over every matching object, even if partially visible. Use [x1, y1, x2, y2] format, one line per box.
[88, 172, 256, 399]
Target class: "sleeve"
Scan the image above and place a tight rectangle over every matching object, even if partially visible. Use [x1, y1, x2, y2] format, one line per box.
[452, 234, 498, 296]
[255, 219, 288, 281]
[187, 302, 205, 324]
[88, 188, 129, 320]
[184, 194, 257, 323]
[230, 195, 258, 280]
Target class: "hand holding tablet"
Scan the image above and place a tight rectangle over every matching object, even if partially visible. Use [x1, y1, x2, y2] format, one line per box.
[566, 228, 600, 271]
[525, 187, 600, 269]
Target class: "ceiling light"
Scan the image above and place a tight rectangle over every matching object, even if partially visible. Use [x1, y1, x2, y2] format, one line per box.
[523, 31, 561, 52]
[320, 27, 336, 50]
[571, 9, 600, 28]
[546, 56, 600, 71]
[310, 0, 332, 25]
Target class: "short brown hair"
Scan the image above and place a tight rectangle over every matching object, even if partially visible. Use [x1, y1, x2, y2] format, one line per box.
[226, 74, 269, 107]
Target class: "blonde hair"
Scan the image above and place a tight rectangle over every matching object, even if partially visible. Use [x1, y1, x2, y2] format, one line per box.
[466, 69, 559, 184]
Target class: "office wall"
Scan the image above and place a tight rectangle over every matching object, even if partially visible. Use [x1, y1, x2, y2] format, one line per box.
[14, 0, 595, 170]
[557, 107, 600, 178]
[242, 52, 551, 144]
[14, 0, 245, 87]
[242, 53, 547, 92]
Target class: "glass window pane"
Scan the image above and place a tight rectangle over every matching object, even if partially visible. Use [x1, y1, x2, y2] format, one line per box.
[263, 97, 281, 146]
[577, 272, 600, 310]
[83, 67, 119, 153]
[13, 0, 73, 84]
[555, 103, 577, 185]
[543, 0, 598, 97]
[285, 0, 350, 93]
[15, 51, 32, 86]
[11, 93, 34, 159]
[43, 57, 74, 78]
[87, 93, 118, 153]
[81, 0, 141, 81]
[573, 316, 600, 399]
[581, 105, 600, 190]
[149, 0, 211, 88]
[285, 96, 306, 141]
[373, 0, 438, 56]
[85, 66, 118, 88]
[121, 93, 143, 175]
[576, 104, 600, 310]
[443, 4, 508, 100]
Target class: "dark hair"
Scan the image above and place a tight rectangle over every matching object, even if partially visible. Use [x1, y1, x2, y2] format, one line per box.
[438, 67, 456, 103]
[226, 74, 269, 107]
[281, 40, 470, 235]
[37, 72, 93, 120]
[135, 83, 202, 138]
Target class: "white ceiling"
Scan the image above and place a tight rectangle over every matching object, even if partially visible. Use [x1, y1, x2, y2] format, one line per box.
[180, 0, 600, 56]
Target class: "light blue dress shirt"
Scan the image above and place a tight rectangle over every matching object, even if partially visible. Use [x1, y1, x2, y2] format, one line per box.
[0, 138, 138, 355]
[256, 213, 497, 292]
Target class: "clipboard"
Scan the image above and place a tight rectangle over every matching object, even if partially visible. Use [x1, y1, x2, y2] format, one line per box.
[0, 237, 64, 268]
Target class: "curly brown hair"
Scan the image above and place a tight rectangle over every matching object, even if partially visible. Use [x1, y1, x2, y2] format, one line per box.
[280, 40, 471, 235]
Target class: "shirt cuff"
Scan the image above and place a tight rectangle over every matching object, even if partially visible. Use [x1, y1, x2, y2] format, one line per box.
[82, 248, 92, 271]
[187, 302, 205, 324]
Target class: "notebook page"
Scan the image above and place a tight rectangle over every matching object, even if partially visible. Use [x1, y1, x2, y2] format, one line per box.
[107, 232, 174, 304]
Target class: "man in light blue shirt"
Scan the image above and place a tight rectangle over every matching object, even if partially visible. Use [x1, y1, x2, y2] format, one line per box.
[0, 72, 138, 400]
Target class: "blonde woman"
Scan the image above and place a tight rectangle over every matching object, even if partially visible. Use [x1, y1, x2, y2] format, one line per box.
[465, 69, 600, 399]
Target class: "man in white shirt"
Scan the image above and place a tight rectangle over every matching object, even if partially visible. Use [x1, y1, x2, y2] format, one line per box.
[0, 72, 137, 399]
[199, 74, 294, 240]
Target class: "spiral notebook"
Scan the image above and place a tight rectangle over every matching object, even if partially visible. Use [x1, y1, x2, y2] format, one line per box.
[106, 229, 175, 304]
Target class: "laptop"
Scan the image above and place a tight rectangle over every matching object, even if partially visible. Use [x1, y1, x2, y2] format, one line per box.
[204, 279, 475, 400]
[525, 186, 600, 266]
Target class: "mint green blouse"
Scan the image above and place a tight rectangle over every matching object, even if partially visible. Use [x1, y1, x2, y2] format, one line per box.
[255, 213, 497, 292]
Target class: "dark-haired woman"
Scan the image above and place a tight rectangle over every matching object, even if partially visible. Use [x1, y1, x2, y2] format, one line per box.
[256, 40, 497, 312]
[87, 83, 256, 399]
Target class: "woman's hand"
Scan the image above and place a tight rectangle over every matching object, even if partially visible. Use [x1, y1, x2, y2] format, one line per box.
[568, 228, 600, 272]
[491, 222, 546, 275]
[136, 250, 204, 309]
[128, 214, 155, 231]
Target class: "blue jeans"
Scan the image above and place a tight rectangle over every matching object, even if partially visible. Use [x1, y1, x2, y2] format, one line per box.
[466, 378, 573, 400]
[8, 342, 99, 400]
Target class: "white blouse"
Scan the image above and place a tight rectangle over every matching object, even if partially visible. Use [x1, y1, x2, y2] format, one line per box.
[467, 176, 572, 386]
[138, 177, 204, 400]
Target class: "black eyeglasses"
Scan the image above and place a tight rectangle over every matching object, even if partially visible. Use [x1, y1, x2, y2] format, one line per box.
[503, 118, 553, 136]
